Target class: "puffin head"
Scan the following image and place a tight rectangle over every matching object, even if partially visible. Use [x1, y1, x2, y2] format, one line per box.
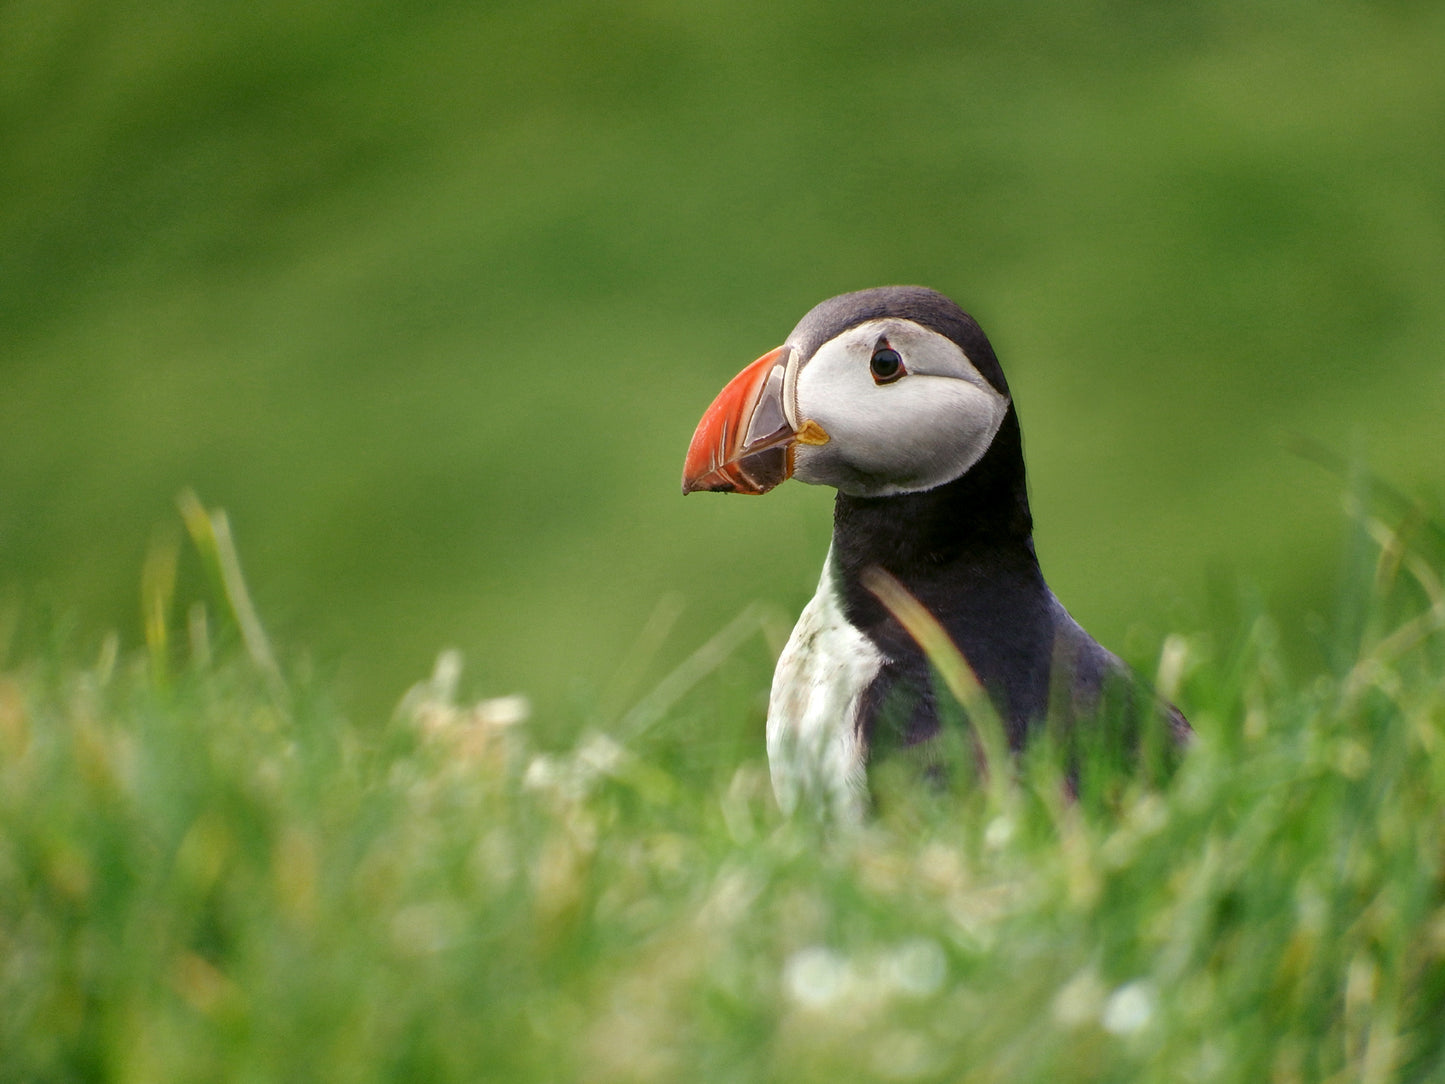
[682, 286, 1014, 500]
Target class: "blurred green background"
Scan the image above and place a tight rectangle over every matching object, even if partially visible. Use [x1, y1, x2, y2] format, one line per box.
[3, 0, 1442, 723]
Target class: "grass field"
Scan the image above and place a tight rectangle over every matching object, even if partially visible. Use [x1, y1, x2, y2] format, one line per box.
[2, 488, 1442, 1081]
[4, 5, 1444, 1078]
[3, 1, 1444, 722]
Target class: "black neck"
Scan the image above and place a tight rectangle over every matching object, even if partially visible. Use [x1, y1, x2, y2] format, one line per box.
[831, 406, 1033, 571]
[827, 407, 1055, 735]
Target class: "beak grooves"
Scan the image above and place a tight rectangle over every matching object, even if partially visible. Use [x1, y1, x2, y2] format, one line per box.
[682, 346, 798, 495]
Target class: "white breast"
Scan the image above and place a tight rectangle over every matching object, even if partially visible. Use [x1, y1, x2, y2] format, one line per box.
[767, 548, 885, 822]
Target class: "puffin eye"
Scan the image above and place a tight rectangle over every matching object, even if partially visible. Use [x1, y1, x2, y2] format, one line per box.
[869, 343, 905, 385]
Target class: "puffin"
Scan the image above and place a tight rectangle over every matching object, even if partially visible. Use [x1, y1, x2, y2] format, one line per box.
[682, 286, 1189, 819]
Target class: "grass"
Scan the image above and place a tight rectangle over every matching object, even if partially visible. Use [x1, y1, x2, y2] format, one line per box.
[2, 489, 1443, 1082]
[4, 0, 1444, 723]
[6, 8, 1442, 1074]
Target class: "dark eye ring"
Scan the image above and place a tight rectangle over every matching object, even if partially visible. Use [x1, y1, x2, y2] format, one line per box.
[870, 345, 905, 384]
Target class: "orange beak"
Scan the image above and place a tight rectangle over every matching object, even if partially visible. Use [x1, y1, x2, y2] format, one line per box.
[683, 346, 821, 495]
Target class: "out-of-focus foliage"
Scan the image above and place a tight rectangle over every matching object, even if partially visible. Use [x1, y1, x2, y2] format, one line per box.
[2, 484, 1443, 1082]
[3, 0, 1443, 719]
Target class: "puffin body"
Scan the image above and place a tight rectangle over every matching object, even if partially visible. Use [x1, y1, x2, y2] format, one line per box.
[683, 287, 1188, 819]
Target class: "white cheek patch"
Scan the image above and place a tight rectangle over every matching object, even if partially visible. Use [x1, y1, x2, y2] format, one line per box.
[791, 321, 1010, 497]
